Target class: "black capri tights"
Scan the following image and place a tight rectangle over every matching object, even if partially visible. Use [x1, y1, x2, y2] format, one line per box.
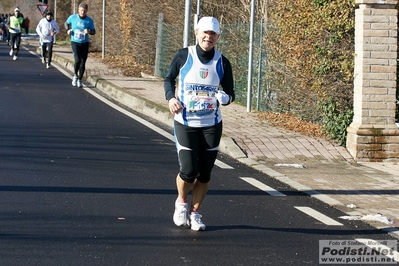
[174, 121, 222, 184]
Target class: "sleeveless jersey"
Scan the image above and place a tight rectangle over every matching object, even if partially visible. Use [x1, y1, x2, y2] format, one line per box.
[9, 16, 24, 34]
[176, 46, 224, 127]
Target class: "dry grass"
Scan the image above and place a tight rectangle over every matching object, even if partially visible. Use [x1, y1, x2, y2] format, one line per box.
[257, 111, 328, 139]
[90, 52, 153, 77]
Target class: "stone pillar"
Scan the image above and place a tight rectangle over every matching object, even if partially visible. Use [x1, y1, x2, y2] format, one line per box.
[346, 0, 399, 161]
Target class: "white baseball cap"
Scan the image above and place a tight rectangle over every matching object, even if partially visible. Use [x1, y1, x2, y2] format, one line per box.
[14, 7, 20, 12]
[195, 17, 220, 34]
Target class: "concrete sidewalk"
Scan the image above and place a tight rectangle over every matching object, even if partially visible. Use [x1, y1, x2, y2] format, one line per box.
[24, 42, 399, 239]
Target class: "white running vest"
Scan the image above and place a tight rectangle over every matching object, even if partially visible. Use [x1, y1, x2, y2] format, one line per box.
[176, 46, 224, 127]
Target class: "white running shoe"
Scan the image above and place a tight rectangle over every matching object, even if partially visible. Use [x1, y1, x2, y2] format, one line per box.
[9, 50, 13, 56]
[46, 63, 50, 69]
[190, 212, 206, 231]
[173, 199, 189, 226]
[13, 55, 17, 61]
[77, 79, 82, 88]
[72, 76, 78, 86]
[42, 57, 45, 64]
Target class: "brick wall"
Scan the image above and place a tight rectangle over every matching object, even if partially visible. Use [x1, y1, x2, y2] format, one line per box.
[346, 1, 399, 161]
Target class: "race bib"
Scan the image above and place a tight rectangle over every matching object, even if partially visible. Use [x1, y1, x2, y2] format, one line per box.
[184, 84, 218, 113]
[74, 30, 85, 41]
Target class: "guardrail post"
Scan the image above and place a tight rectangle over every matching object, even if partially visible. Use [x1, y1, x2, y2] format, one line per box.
[154, 13, 164, 78]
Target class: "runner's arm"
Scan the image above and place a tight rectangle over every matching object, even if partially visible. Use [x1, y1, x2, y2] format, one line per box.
[164, 48, 188, 101]
[220, 55, 235, 105]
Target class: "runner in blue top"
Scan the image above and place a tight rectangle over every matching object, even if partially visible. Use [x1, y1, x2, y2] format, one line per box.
[64, 3, 96, 88]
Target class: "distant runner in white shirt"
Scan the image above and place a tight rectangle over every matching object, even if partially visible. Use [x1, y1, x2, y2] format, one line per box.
[36, 11, 59, 69]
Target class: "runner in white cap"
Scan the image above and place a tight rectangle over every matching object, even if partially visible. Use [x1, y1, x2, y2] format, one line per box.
[8, 7, 25, 60]
[164, 16, 235, 231]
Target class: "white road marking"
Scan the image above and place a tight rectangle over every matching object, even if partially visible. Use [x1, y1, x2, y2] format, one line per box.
[294, 206, 343, 226]
[31, 51, 234, 169]
[240, 177, 286, 196]
[215, 160, 234, 169]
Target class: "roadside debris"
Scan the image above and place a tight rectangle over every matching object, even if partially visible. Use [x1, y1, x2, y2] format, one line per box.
[339, 214, 394, 225]
[274, 163, 306, 169]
